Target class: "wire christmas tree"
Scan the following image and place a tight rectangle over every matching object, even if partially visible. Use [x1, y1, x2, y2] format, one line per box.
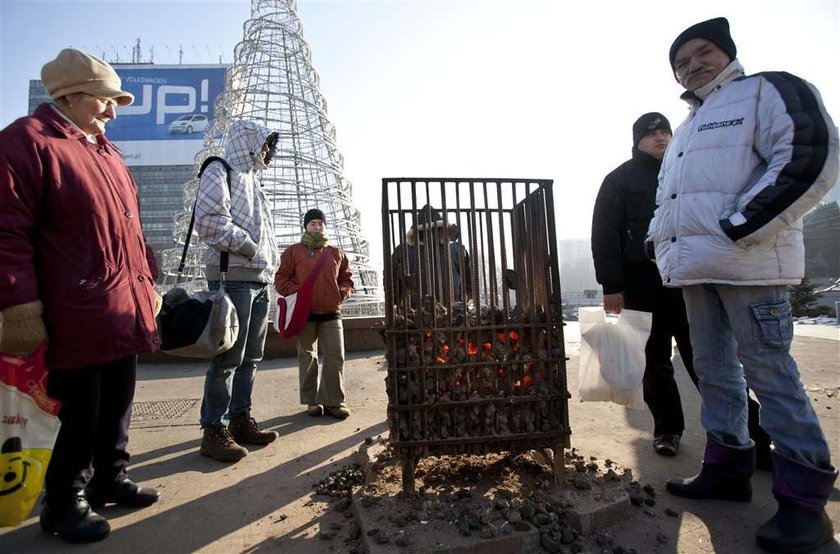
[161, 0, 382, 316]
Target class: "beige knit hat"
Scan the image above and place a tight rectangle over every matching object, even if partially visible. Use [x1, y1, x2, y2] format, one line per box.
[41, 49, 134, 106]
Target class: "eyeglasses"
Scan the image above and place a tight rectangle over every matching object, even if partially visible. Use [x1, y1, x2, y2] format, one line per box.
[83, 93, 118, 108]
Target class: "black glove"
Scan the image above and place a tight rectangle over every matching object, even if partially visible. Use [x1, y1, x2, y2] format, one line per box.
[644, 240, 656, 261]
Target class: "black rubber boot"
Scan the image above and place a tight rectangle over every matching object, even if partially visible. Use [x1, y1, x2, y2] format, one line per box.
[755, 500, 833, 553]
[756, 451, 838, 553]
[666, 463, 752, 502]
[666, 433, 754, 502]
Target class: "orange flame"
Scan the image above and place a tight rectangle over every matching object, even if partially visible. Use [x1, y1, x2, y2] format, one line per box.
[467, 343, 478, 355]
[482, 342, 492, 351]
[509, 330, 519, 341]
[441, 343, 450, 355]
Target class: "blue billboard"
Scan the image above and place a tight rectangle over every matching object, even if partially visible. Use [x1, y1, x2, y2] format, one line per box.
[108, 65, 227, 166]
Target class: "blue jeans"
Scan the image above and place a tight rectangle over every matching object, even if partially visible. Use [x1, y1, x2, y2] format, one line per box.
[200, 280, 269, 428]
[682, 284, 831, 470]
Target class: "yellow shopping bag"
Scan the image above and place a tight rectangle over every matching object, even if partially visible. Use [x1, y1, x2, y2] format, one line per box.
[0, 345, 61, 527]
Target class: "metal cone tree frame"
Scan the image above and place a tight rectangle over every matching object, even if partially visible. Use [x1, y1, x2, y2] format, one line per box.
[161, 0, 382, 317]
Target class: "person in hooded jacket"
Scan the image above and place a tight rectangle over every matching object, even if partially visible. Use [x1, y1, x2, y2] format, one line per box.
[275, 209, 354, 419]
[0, 49, 160, 543]
[194, 120, 281, 462]
[591, 113, 772, 462]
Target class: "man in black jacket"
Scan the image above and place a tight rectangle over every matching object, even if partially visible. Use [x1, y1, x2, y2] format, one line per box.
[591, 112, 771, 462]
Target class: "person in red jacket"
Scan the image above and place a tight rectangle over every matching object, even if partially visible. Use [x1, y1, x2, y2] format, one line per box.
[0, 49, 160, 543]
[275, 209, 354, 419]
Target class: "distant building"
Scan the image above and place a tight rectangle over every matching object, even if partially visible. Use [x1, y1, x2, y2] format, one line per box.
[804, 201, 840, 282]
[28, 64, 228, 271]
[556, 239, 600, 306]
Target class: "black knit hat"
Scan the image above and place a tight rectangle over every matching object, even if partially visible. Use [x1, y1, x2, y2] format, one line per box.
[414, 205, 444, 230]
[303, 208, 325, 227]
[633, 112, 671, 147]
[669, 17, 737, 74]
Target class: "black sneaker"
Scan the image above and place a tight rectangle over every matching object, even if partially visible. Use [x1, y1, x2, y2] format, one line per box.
[654, 434, 681, 456]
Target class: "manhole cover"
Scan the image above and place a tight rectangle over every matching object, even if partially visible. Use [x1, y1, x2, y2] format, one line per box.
[133, 399, 198, 421]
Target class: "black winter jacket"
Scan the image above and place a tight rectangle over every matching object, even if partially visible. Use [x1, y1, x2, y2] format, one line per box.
[591, 148, 664, 306]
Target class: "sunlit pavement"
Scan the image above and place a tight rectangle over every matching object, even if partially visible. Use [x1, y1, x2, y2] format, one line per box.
[1, 323, 837, 553]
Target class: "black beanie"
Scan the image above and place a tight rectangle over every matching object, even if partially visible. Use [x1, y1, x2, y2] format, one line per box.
[303, 208, 325, 228]
[669, 17, 737, 73]
[633, 112, 671, 147]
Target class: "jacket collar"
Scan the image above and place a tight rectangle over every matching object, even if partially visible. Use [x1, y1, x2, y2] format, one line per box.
[631, 147, 663, 166]
[35, 103, 111, 148]
[680, 59, 745, 106]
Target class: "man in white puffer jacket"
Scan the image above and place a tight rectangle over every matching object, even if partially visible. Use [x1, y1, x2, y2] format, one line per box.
[648, 17, 838, 553]
[194, 120, 281, 462]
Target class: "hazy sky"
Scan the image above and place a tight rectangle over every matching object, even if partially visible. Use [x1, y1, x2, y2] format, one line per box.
[1, 0, 838, 267]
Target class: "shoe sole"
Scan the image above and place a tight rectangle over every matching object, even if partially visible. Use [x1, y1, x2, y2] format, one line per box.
[231, 433, 279, 446]
[756, 535, 832, 554]
[86, 495, 160, 510]
[665, 483, 752, 502]
[200, 448, 248, 463]
[40, 520, 110, 543]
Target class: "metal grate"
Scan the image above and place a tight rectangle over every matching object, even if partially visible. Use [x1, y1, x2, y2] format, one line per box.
[381, 178, 570, 494]
[132, 399, 198, 421]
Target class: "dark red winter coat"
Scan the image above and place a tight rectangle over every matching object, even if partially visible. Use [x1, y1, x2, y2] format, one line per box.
[0, 103, 159, 369]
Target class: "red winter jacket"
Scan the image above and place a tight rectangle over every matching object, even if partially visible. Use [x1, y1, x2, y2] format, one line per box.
[0, 103, 159, 369]
[275, 243, 354, 315]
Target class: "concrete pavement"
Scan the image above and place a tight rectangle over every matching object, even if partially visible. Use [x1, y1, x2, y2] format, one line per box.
[1, 323, 838, 553]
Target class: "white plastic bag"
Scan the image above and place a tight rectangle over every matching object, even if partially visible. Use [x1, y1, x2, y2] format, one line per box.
[577, 307, 652, 410]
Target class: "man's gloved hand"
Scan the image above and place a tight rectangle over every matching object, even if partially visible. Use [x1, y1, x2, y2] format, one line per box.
[153, 291, 163, 316]
[0, 300, 48, 354]
[644, 239, 656, 261]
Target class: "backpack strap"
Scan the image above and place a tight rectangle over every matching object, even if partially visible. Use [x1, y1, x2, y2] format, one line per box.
[177, 157, 234, 280]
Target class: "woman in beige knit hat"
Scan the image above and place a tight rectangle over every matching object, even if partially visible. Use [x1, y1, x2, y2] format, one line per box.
[0, 49, 159, 543]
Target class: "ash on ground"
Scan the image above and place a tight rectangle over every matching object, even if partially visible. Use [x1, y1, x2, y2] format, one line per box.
[312, 437, 681, 553]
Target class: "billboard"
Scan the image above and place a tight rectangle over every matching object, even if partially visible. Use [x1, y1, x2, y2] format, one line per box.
[108, 65, 227, 166]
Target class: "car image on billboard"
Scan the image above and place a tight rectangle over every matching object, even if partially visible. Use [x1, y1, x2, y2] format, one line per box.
[168, 114, 209, 135]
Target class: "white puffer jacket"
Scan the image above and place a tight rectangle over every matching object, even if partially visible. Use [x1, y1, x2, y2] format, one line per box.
[648, 61, 838, 287]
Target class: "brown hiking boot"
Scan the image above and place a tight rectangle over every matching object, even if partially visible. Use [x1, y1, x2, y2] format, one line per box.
[229, 412, 279, 445]
[200, 426, 248, 462]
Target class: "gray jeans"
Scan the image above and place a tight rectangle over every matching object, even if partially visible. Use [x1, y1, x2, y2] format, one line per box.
[296, 319, 346, 406]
